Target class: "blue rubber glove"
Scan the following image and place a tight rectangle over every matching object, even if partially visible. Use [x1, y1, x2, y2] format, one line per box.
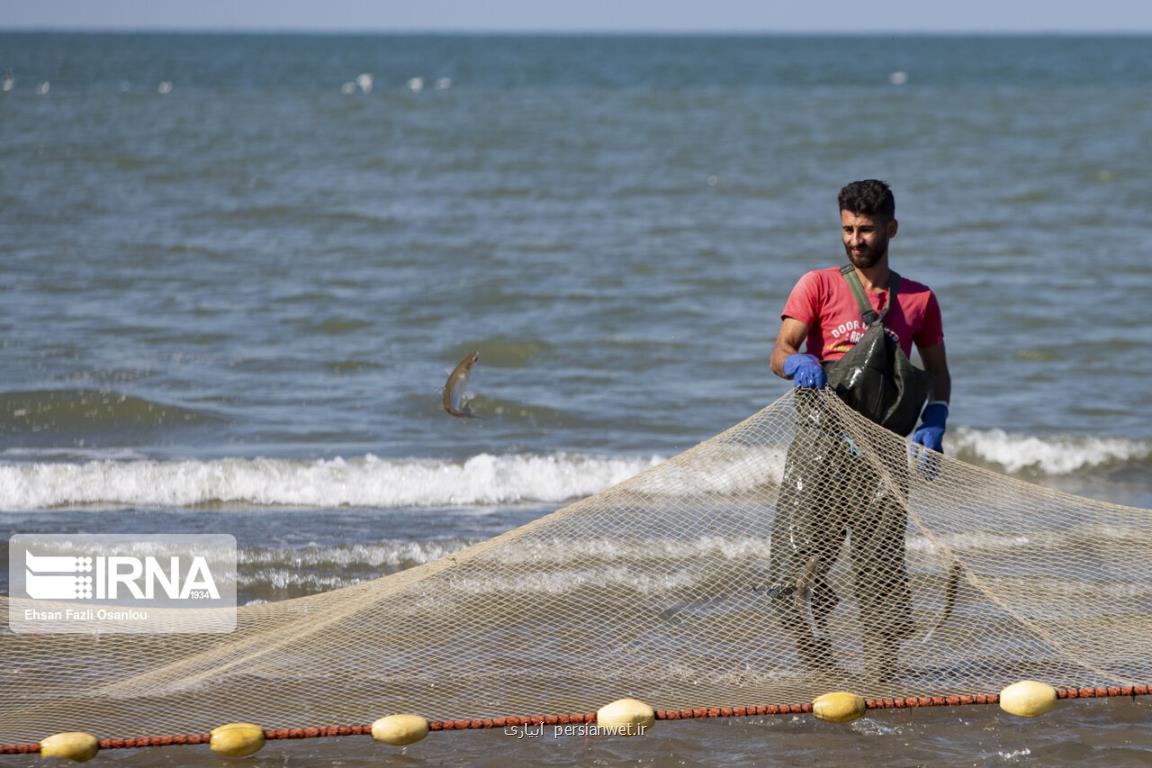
[783, 353, 826, 389]
[911, 402, 948, 480]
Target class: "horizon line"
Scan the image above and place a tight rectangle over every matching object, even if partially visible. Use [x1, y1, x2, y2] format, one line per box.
[3, 27, 1151, 36]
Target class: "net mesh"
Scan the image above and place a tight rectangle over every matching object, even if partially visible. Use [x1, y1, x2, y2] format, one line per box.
[3, 390, 1151, 744]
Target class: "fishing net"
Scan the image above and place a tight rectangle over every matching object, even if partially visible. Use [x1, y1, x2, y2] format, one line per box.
[3, 389, 1151, 745]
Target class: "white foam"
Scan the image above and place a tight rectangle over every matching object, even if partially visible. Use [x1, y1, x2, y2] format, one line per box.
[1, 428, 1143, 511]
[0, 453, 663, 511]
[494, 535, 773, 565]
[447, 565, 698, 595]
[239, 540, 472, 568]
[244, 571, 353, 592]
[627, 445, 787, 496]
[952, 427, 1150, 475]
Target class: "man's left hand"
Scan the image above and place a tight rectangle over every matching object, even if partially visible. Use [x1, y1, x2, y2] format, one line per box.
[911, 402, 948, 479]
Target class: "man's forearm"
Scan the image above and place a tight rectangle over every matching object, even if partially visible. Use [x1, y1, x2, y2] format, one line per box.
[772, 318, 813, 379]
[928, 369, 951, 404]
[770, 342, 799, 378]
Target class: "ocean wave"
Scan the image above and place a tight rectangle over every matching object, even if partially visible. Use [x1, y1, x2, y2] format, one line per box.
[0, 389, 223, 433]
[0, 426, 1145, 511]
[0, 453, 663, 511]
[239, 540, 474, 569]
[952, 427, 1151, 475]
[2, 447, 150, 462]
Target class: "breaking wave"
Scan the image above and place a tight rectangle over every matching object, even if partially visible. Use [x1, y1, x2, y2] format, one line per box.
[0, 453, 663, 511]
[0, 427, 1146, 511]
[953, 427, 1150, 475]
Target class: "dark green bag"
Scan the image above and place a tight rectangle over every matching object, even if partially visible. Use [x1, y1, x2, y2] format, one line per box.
[824, 265, 932, 436]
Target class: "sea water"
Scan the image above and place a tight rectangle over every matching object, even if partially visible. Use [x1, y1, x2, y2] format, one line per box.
[1, 33, 1151, 766]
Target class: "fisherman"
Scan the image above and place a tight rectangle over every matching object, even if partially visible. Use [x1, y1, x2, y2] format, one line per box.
[767, 179, 952, 680]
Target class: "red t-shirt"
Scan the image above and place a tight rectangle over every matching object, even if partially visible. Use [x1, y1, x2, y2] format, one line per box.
[781, 267, 944, 362]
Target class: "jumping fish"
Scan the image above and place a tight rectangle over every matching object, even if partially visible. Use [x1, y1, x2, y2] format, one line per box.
[921, 562, 963, 643]
[442, 351, 479, 418]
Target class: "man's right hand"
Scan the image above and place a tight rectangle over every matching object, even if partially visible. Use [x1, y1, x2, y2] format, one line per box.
[783, 353, 826, 389]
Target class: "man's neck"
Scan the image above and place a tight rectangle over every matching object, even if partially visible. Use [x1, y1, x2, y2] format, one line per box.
[853, 260, 891, 293]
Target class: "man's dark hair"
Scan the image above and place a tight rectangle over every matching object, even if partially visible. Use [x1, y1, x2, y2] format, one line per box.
[838, 179, 895, 221]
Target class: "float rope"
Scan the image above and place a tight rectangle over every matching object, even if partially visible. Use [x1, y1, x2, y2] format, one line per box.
[3, 684, 1150, 755]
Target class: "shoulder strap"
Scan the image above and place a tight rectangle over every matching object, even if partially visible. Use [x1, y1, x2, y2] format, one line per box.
[839, 265, 901, 326]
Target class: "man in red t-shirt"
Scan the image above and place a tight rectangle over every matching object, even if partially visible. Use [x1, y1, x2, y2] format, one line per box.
[764, 180, 952, 680]
[771, 180, 951, 409]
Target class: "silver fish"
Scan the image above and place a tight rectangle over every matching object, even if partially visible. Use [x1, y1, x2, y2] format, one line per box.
[795, 555, 822, 639]
[921, 562, 963, 644]
[443, 351, 479, 418]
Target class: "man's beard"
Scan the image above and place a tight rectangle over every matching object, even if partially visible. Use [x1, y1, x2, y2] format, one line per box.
[845, 239, 888, 269]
